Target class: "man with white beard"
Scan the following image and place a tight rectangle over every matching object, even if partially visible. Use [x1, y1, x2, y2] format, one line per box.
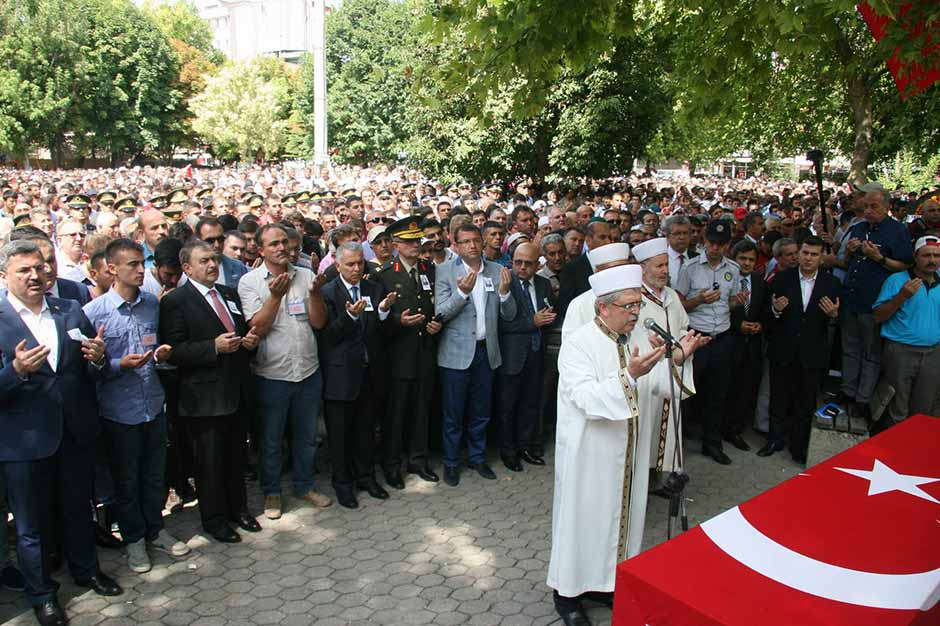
[547, 264, 708, 626]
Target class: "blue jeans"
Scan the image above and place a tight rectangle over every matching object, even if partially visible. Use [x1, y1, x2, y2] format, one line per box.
[256, 371, 323, 496]
[440, 343, 493, 468]
[103, 412, 167, 544]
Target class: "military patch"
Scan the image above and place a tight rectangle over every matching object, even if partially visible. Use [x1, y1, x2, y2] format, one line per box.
[724, 272, 732, 282]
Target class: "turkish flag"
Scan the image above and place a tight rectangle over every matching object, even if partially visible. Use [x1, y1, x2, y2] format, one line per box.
[613, 415, 940, 626]
[858, 3, 940, 98]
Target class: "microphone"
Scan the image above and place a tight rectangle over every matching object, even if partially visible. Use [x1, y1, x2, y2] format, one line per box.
[643, 318, 682, 349]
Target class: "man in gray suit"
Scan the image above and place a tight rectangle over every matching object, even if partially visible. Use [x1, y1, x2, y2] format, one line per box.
[435, 224, 517, 486]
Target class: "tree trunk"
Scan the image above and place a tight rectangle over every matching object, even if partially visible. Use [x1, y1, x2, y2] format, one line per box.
[847, 76, 873, 185]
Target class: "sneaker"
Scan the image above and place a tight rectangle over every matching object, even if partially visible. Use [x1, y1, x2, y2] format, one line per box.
[300, 490, 333, 508]
[126, 539, 151, 574]
[147, 530, 191, 557]
[1, 564, 25, 591]
[264, 494, 282, 520]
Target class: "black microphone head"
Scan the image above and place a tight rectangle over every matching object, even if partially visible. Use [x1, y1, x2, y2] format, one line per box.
[643, 318, 656, 330]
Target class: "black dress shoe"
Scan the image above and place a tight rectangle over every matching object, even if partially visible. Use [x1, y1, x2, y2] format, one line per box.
[756, 441, 785, 457]
[33, 599, 68, 626]
[702, 446, 732, 465]
[74, 570, 123, 596]
[94, 524, 123, 550]
[501, 455, 523, 472]
[791, 452, 807, 465]
[357, 478, 390, 500]
[406, 462, 439, 482]
[230, 512, 262, 533]
[723, 434, 751, 452]
[383, 470, 405, 490]
[556, 607, 591, 626]
[336, 492, 359, 509]
[581, 590, 614, 608]
[208, 525, 242, 543]
[520, 450, 546, 466]
[1, 565, 25, 592]
[469, 462, 497, 480]
[443, 466, 460, 487]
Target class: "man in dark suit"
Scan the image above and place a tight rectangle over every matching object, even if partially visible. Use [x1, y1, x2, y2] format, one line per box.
[8, 227, 90, 305]
[373, 218, 442, 488]
[725, 240, 769, 451]
[556, 220, 612, 316]
[320, 241, 394, 509]
[195, 217, 249, 288]
[759, 236, 842, 463]
[159, 239, 262, 543]
[495, 243, 556, 471]
[0, 240, 121, 626]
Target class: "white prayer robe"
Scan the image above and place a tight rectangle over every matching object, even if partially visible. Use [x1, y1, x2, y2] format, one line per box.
[560, 289, 595, 343]
[633, 284, 695, 473]
[547, 319, 685, 598]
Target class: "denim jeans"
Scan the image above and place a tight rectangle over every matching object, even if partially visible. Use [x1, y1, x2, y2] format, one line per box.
[256, 371, 323, 496]
[103, 412, 167, 544]
[440, 343, 493, 468]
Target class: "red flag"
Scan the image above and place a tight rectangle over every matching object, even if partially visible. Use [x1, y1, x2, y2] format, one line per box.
[614, 415, 940, 626]
[183, 164, 193, 179]
[858, 3, 940, 98]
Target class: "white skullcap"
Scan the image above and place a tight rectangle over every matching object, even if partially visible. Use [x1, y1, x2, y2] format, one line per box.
[505, 232, 530, 248]
[587, 242, 630, 270]
[589, 264, 643, 297]
[537, 215, 550, 228]
[915, 235, 940, 252]
[632, 237, 668, 262]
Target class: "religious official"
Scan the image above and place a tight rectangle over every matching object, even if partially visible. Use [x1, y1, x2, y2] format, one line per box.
[547, 264, 707, 626]
[560, 243, 630, 343]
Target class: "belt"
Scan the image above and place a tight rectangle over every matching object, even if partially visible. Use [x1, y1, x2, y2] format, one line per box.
[691, 328, 731, 339]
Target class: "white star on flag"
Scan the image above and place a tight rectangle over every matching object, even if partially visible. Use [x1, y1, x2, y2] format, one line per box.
[835, 459, 940, 504]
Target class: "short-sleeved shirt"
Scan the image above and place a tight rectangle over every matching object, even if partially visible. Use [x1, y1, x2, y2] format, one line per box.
[873, 270, 940, 347]
[674, 254, 741, 335]
[237, 263, 319, 382]
[843, 217, 914, 313]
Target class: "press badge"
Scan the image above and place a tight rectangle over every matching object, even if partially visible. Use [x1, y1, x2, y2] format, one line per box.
[420, 275, 432, 291]
[287, 299, 306, 316]
[362, 296, 374, 312]
[141, 333, 158, 347]
[226, 300, 241, 315]
[483, 277, 495, 292]
[67, 328, 89, 342]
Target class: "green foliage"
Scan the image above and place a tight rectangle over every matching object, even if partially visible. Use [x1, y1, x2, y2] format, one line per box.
[873, 148, 940, 191]
[191, 57, 298, 162]
[140, 0, 224, 64]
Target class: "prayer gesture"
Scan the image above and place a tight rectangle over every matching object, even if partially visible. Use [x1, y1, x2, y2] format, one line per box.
[673, 330, 711, 365]
[241, 328, 261, 350]
[732, 290, 749, 307]
[154, 344, 173, 363]
[627, 344, 666, 380]
[701, 289, 721, 304]
[900, 277, 923, 299]
[819, 296, 840, 319]
[81, 325, 106, 363]
[399, 308, 426, 327]
[120, 351, 153, 370]
[379, 291, 397, 313]
[346, 298, 368, 317]
[214, 332, 242, 354]
[457, 270, 477, 295]
[860, 240, 882, 261]
[310, 272, 328, 294]
[12, 339, 51, 376]
[498, 267, 512, 295]
[426, 318, 442, 335]
[772, 294, 789, 314]
[267, 272, 291, 298]
[533, 307, 557, 327]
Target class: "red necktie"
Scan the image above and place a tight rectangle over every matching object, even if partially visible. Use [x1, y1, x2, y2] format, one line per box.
[208, 289, 235, 333]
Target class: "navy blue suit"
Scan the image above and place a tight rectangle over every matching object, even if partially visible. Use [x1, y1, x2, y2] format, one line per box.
[55, 277, 91, 306]
[220, 255, 248, 288]
[0, 296, 106, 604]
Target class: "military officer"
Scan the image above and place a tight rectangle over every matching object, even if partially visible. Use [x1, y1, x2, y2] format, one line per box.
[374, 217, 442, 488]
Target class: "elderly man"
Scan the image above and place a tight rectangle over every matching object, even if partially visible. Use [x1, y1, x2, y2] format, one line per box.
[54, 219, 87, 284]
[548, 264, 706, 626]
[138, 210, 169, 269]
[537, 233, 566, 299]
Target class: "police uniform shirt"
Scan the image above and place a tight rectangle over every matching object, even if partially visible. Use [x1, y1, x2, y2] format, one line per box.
[674, 254, 741, 335]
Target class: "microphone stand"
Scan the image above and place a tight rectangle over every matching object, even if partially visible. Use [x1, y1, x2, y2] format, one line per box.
[663, 340, 689, 539]
[807, 149, 830, 253]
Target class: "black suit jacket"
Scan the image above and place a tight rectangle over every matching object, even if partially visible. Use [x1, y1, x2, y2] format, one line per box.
[556, 254, 592, 317]
[319, 277, 387, 402]
[159, 281, 253, 418]
[765, 267, 842, 369]
[730, 273, 769, 336]
[56, 277, 91, 306]
[498, 274, 554, 377]
[373, 259, 437, 380]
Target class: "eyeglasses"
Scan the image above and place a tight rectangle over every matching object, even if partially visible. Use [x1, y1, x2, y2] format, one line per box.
[203, 236, 225, 245]
[370, 217, 391, 224]
[610, 300, 645, 312]
[59, 232, 86, 239]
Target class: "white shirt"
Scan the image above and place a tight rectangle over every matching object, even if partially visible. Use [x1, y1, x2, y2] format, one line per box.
[339, 276, 389, 322]
[799, 271, 817, 311]
[667, 246, 690, 287]
[190, 278, 236, 330]
[8, 293, 58, 372]
[56, 250, 85, 283]
[520, 277, 538, 311]
[458, 263, 510, 340]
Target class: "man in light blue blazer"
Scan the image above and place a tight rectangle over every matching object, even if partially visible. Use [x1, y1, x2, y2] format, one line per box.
[435, 224, 516, 487]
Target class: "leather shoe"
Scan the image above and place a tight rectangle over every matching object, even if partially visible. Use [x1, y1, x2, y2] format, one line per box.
[581, 590, 614, 608]
[757, 441, 785, 457]
[230, 512, 262, 533]
[723, 434, 751, 452]
[209, 524, 242, 543]
[357, 478, 389, 500]
[406, 462, 439, 483]
[443, 466, 460, 487]
[334, 485, 359, 509]
[469, 462, 497, 480]
[791, 450, 807, 465]
[556, 607, 591, 626]
[702, 446, 732, 465]
[74, 569, 123, 597]
[520, 450, 546, 466]
[501, 455, 523, 472]
[33, 599, 68, 626]
[383, 470, 405, 490]
[95, 524, 123, 549]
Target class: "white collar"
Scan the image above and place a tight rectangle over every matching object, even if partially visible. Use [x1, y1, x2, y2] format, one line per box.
[8, 292, 49, 316]
[189, 278, 216, 297]
[799, 271, 818, 282]
[340, 275, 361, 294]
[667, 246, 685, 259]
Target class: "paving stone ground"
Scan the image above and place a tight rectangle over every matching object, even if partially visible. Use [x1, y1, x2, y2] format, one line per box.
[0, 427, 825, 626]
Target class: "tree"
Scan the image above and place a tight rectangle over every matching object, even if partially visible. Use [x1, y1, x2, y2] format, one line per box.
[140, 0, 224, 63]
[191, 56, 298, 161]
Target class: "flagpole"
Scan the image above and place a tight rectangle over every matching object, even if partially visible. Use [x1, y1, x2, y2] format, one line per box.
[311, 0, 330, 170]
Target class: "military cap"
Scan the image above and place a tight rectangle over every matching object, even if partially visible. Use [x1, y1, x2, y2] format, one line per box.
[247, 194, 264, 209]
[341, 187, 357, 197]
[98, 190, 117, 205]
[167, 188, 188, 204]
[705, 219, 732, 243]
[297, 190, 311, 204]
[66, 194, 91, 209]
[377, 189, 392, 199]
[115, 196, 138, 213]
[282, 193, 298, 207]
[195, 186, 214, 200]
[385, 216, 424, 240]
[150, 195, 169, 210]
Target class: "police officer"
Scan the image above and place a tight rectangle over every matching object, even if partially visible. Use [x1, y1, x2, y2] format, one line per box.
[374, 217, 442, 488]
[675, 219, 743, 465]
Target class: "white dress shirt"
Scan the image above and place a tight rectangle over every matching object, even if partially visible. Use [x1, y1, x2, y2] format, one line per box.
[799, 271, 817, 311]
[8, 293, 58, 371]
[459, 263, 510, 340]
[339, 276, 390, 322]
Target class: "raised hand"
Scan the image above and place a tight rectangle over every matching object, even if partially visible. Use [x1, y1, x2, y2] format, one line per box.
[845, 238, 862, 254]
[346, 299, 367, 317]
[399, 308, 426, 327]
[379, 291, 397, 312]
[819, 296, 840, 319]
[214, 332, 242, 354]
[732, 290, 749, 307]
[498, 267, 512, 295]
[154, 344, 173, 363]
[12, 339, 51, 376]
[860, 240, 881, 261]
[241, 327, 261, 350]
[120, 351, 154, 370]
[310, 272, 328, 294]
[772, 294, 789, 313]
[627, 344, 666, 380]
[674, 330, 711, 364]
[533, 307, 557, 327]
[701, 289, 721, 304]
[900, 277, 923, 299]
[456, 270, 477, 295]
[267, 272, 291, 298]
[81, 325, 106, 363]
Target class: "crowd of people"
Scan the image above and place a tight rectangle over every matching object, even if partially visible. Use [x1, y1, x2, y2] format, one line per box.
[0, 162, 937, 626]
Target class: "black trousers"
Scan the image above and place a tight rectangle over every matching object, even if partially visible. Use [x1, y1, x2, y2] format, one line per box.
[187, 412, 249, 532]
[495, 348, 543, 457]
[726, 335, 763, 438]
[690, 332, 734, 449]
[383, 370, 434, 472]
[769, 362, 824, 457]
[158, 369, 195, 497]
[324, 381, 376, 487]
